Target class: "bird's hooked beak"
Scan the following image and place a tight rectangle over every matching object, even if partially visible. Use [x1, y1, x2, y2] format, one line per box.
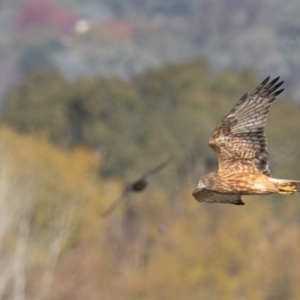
[192, 181, 205, 195]
[198, 181, 206, 188]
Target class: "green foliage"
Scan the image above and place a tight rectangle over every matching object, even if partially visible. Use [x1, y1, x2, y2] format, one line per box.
[3, 59, 300, 187]
[3, 70, 70, 145]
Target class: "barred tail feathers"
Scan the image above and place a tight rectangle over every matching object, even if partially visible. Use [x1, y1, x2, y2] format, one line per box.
[271, 178, 300, 195]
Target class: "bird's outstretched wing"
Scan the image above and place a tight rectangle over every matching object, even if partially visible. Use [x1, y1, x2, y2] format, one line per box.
[209, 77, 284, 176]
[192, 188, 245, 205]
[101, 189, 129, 218]
[141, 158, 171, 179]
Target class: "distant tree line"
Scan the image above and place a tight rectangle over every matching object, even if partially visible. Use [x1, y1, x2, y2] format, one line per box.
[2, 59, 300, 185]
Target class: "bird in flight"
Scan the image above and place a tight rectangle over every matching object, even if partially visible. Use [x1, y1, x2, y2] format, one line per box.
[192, 76, 300, 205]
[102, 159, 170, 217]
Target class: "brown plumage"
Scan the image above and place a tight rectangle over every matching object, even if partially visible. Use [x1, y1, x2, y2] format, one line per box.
[102, 159, 170, 217]
[192, 76, 300, 205]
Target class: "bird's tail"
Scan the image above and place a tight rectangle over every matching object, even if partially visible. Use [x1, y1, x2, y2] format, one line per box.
[271, 179, 300, 195]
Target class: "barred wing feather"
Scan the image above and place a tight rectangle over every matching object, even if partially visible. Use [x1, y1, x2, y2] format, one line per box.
[209, 77, 284, 176]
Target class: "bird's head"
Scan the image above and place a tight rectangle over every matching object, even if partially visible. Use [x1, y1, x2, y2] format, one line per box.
[192, 173, 215, 195]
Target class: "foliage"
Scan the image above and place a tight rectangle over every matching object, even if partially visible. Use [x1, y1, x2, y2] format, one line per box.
[0, 127, 105, 299]
[1, 126, 300, 299]
[1, 60, 300, 298]
[2, 59, 300, 184]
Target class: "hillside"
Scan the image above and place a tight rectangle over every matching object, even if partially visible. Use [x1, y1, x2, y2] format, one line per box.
[2, 0, 300, 104]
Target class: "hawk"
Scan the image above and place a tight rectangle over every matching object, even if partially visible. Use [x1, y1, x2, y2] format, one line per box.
[192, 76, 300, 205]
[102, 158, 170, 217]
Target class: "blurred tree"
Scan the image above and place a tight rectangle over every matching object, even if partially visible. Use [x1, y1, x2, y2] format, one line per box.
[2, 59, 300, 189]
[0, 127, 103, 299]
[0, 59, 300, 299]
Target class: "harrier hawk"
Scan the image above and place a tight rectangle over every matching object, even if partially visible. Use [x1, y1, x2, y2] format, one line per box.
[102, 158, 170, 217]
[192, 76, 300, 205]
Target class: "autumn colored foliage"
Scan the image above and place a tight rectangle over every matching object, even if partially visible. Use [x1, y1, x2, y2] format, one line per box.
[1, 60, 300, 299]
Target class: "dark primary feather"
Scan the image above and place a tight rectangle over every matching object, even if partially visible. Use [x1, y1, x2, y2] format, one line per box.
[192, 189, 245, 205]
[209, 76, 284, 176]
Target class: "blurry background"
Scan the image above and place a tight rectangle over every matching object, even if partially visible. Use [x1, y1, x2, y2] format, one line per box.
[0, 0, 300, 299]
